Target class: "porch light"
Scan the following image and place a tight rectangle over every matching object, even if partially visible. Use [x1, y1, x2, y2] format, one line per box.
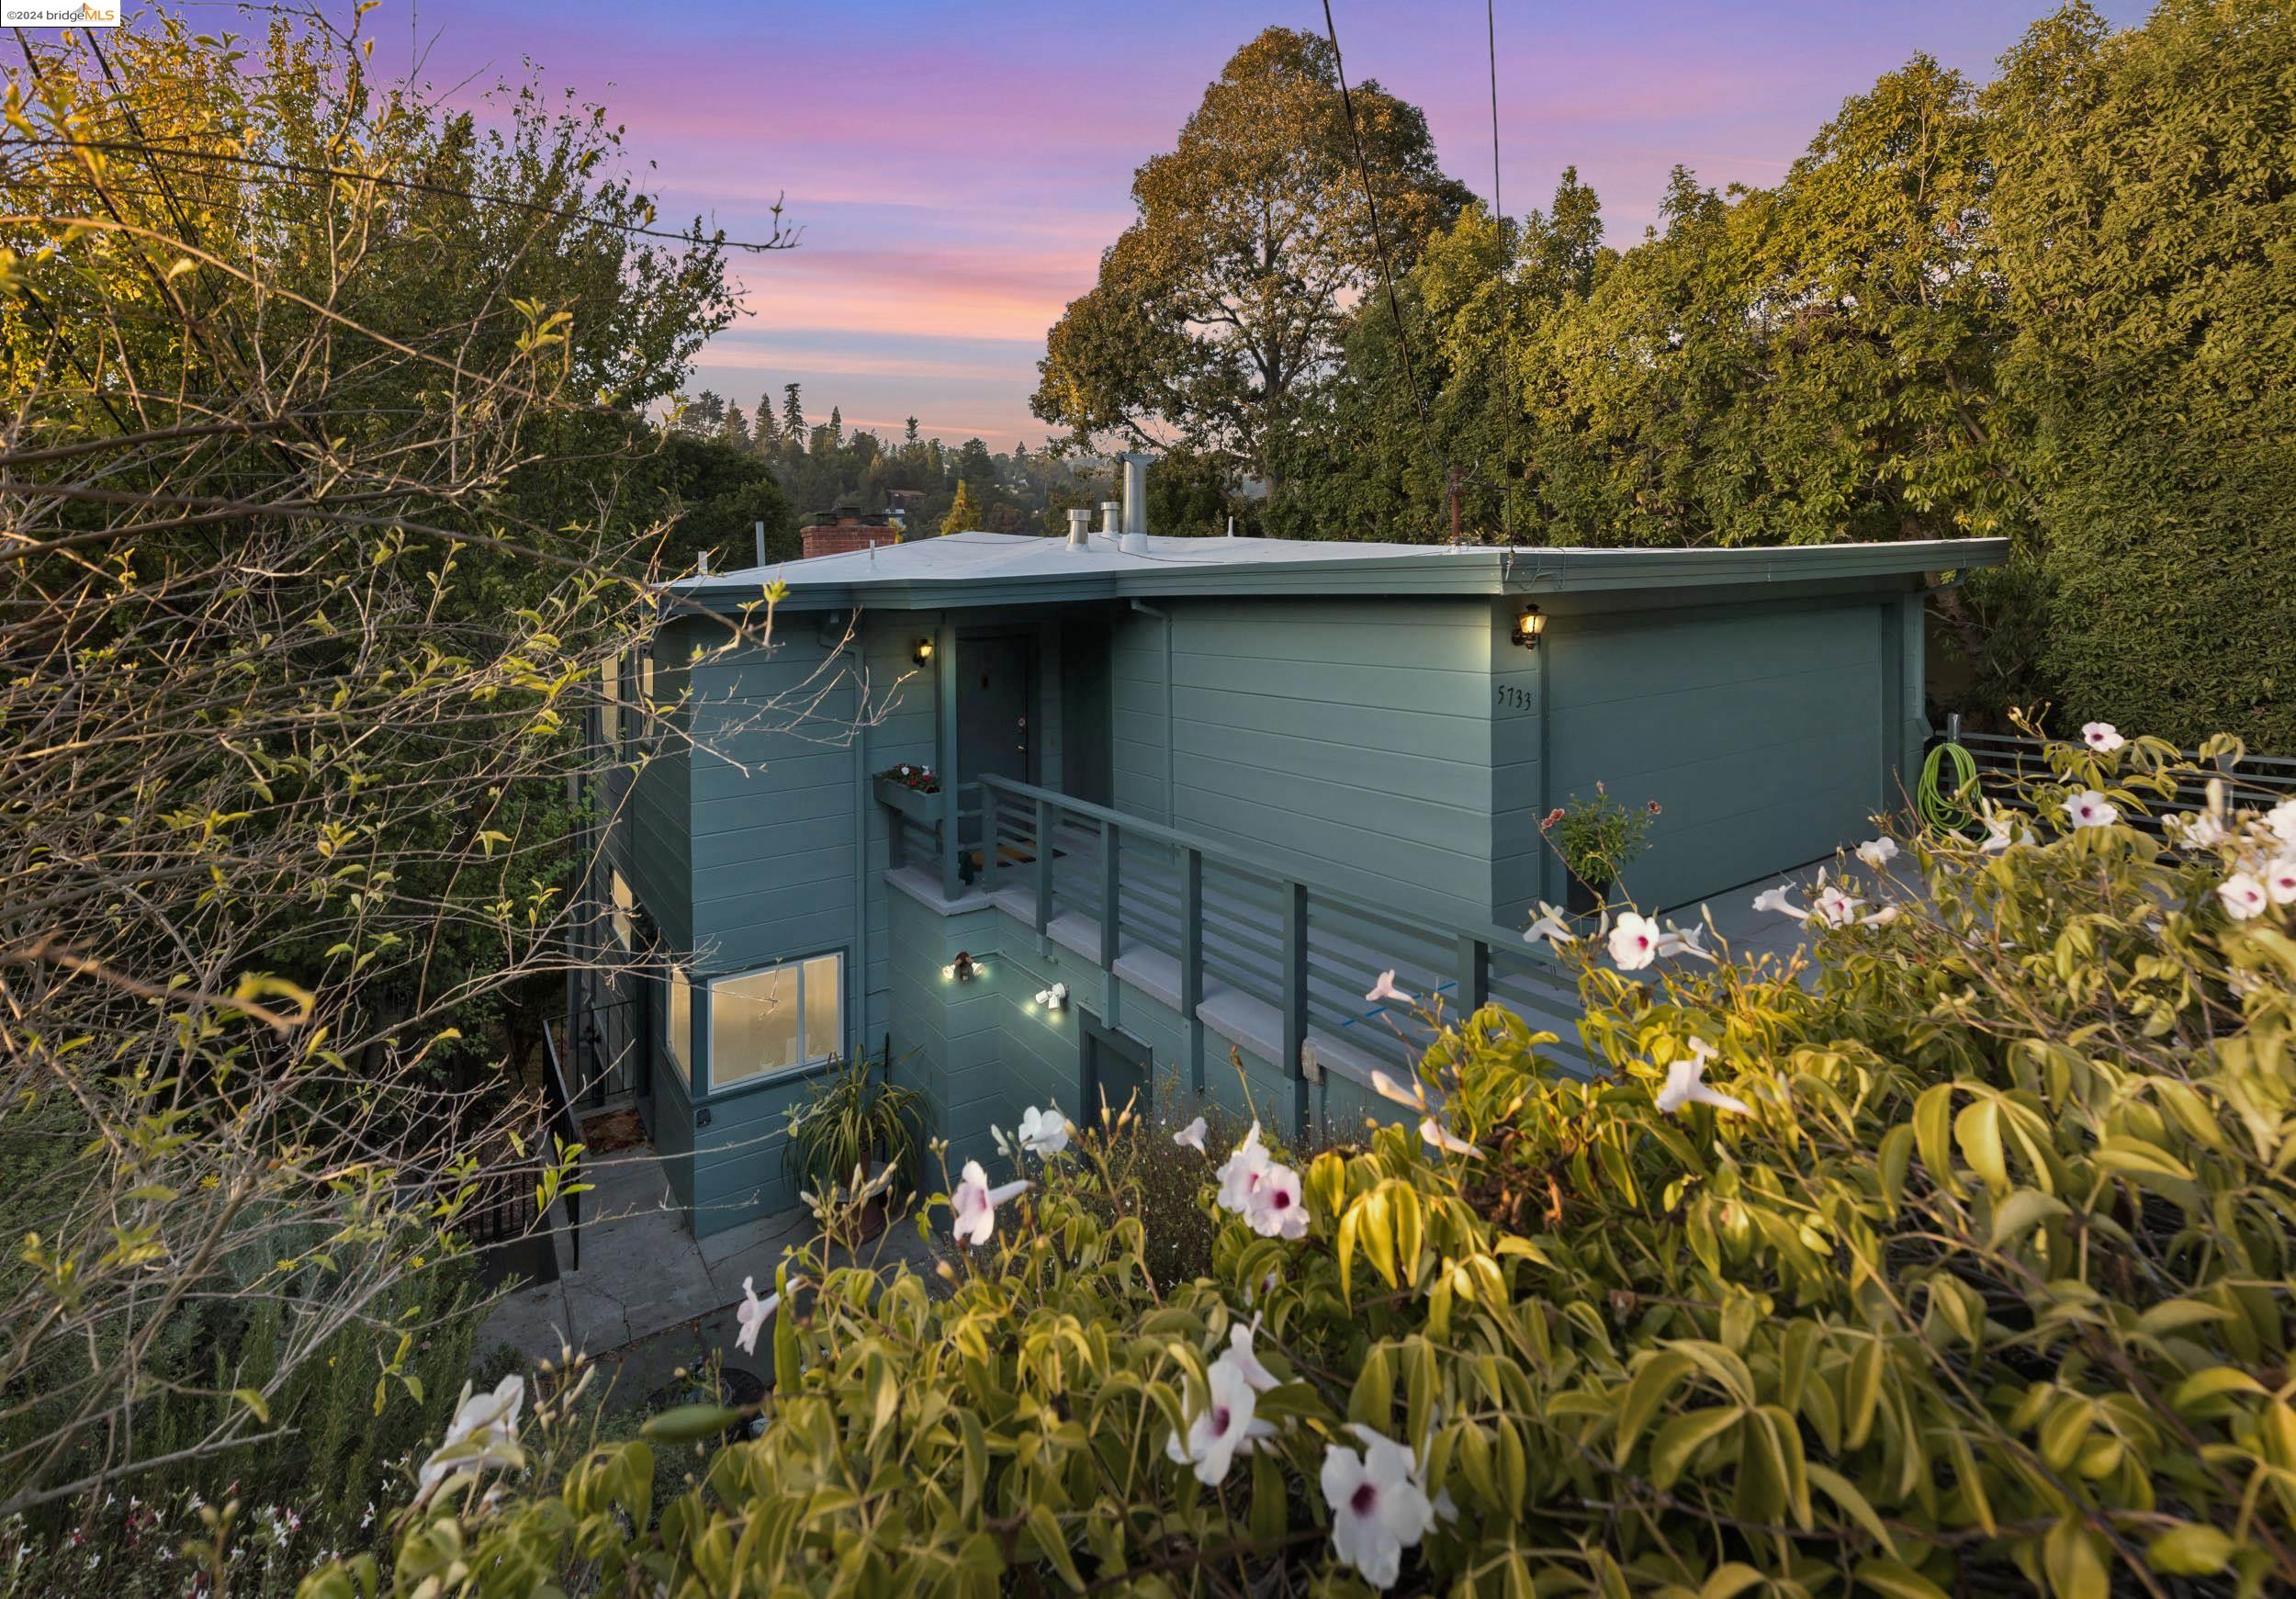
[1033, 982, 1068, 1013]
[913, 636, 935, 666]
[942, 950, 978, 983]
[1512, 603, 1546, 650]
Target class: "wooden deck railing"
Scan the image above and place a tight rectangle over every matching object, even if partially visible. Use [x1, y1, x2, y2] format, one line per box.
[975, 776, 1586, 1131]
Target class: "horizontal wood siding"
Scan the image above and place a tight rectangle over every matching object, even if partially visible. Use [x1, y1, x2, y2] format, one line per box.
[687, 634, 860, 982]
[859, 613, 939, 1053]
[1538, 599, 1889, 909]
[1111, 598, 1497, 927]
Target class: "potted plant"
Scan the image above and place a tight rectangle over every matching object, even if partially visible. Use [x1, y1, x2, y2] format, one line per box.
[1539, 784, 1662, 914]
[782, 1050, 924, 1244]
[872, 762, 942, 824]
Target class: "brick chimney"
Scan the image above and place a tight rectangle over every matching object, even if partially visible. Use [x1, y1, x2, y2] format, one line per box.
[799, 512, 901, 561]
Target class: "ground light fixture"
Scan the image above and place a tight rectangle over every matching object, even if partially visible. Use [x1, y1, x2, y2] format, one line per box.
[913, 636, 935, 666]
[942, 951, 979, 983]
[1512, 603, 1546, 649]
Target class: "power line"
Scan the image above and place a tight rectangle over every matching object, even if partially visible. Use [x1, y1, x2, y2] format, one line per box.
[1316, 0, 1442, 493]
[1488, 0, 1520, 543]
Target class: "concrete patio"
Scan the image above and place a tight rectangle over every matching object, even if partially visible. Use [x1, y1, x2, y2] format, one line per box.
[475, 1130, 945, 1402]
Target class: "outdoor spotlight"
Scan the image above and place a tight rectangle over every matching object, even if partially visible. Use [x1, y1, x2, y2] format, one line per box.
[1512, 603, 1546, 650]
[1033, 982, 1069, 1013]
[913, 636, 935, 666]
[943, 950, 978, 983]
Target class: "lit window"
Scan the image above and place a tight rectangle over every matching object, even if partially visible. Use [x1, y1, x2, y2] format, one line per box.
[709, 952, 844, 1091]
[665, 963, 692, 1084]
[600, 652, 621, 747]
[640, 649, 656, 707]
[609, 870, 635, 950]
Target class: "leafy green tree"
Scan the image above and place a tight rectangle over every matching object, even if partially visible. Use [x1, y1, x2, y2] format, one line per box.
[1033, 27, 1469, 490]
[1986, 0, 2296, 745]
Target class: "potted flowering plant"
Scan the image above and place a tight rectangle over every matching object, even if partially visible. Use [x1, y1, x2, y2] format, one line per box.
[872, 762, 941, 824]
[1539, 783, 1660, 913]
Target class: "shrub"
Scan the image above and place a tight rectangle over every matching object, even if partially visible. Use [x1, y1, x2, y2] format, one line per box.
[305, 732, 2296, 1597]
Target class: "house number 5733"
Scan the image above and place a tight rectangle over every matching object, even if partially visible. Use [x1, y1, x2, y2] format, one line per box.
[1493, 682, 1536, 713]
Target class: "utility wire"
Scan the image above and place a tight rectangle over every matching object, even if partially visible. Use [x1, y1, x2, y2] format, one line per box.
[1317, 0, 1441, 486]
[1487, 0, 1520, 543]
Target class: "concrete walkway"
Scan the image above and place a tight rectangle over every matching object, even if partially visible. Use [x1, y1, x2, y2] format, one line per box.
[1661, 850, 1909, 975]
[474, 1136, 944, 1405]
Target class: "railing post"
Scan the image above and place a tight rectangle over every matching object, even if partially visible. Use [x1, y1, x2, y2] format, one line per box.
[1034, 794, 1053, 936]
[981, 783, 1000, 895]
[1281, 880, 1309, 1141]
[1098, 820, 1120, 967]
[1182, 847, 1205, 1095]
[1457, 933, 1489, 1019]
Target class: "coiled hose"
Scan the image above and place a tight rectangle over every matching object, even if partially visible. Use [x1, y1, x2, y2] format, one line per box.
[1918, 739, 1979, 835]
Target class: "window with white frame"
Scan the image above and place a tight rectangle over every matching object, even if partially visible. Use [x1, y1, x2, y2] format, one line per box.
[665, 963, 692, 1084]
[708, 952, 844, 1090]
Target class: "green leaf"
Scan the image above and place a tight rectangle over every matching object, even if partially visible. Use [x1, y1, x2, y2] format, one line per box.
[2144, 1523, 2235, 1576]
[1649, 1406, 1739, 1491]
[1955, 1098, 2009, 1192]
[2043, 1516, 2110, 1599]
[1614, 1350, 1696, 1466]
[1989, 1188, 2067, 1248]
[1854, 1559, 1951, 1599]
[232, 1387, 270, 1424]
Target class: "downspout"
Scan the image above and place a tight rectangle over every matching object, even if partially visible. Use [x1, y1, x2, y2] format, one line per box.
[1130, 600, 1175, 825]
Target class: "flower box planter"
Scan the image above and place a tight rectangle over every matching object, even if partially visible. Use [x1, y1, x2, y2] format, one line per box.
[873, 774, 943, 825]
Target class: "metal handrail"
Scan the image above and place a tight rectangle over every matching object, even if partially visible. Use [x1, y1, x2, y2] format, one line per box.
[975, 774, 1578, 1133]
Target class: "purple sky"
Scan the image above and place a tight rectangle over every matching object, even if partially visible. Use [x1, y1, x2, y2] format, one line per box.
[407, 0, 2153, 446]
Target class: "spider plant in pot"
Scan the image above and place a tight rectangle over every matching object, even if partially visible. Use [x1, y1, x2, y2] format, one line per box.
[782, 1052, 924, 1244]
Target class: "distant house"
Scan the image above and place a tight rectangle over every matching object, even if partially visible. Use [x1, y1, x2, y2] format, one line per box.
[579, 492, 2007, 1236]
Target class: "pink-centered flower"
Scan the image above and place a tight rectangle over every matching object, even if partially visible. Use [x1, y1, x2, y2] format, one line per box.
[1370, 1068, 1426, 1110]
[951, 1160, 1030, 1246]
[1855, 837, 1899, 869]
[1164, 1349, 1275, 1486]
[2266, 858, 2296, 906]
[2081, 722, 2125, 753]
[1810, 883, 1865, 928]
[1016, 1104, 1070, 1157]
[1223, 1316, 1280, 1393]
[1524, 902, 1576, 946]
[2218, 872, 2269, 921]
[1215, 1121, 1270, 1212]
[2064, 790, 2121, 829]
[1752, 884, 1807, 920]
[1982, 810, 2036, 852]
[1607, 911, 1660, 970]
[1321, 1424, 1438, 1590]
[1244, 1162, 1308, 1240]
[1173, 1115, 1208, 1153]
[1365, 970, 1414, 1007]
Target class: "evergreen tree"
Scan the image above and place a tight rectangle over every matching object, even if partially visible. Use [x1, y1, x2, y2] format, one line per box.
[781, 382, 805, 447]
[941, 479, 983, 536]
[827, 405, 844, 452]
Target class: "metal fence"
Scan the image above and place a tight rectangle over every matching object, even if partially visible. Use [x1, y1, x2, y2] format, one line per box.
[1936, 718, 2296, 828]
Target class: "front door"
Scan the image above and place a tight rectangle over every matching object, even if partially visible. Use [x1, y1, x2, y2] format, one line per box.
[956, 634, 1035, 793]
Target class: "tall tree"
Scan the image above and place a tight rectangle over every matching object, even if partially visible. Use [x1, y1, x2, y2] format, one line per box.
[1033, 27, 1468, 490]
[941, 479, 984, 536]
[781, 382, 806, 447]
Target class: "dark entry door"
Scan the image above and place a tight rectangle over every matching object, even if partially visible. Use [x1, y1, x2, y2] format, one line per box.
[1081, 1013, 1151, 1124]
[957, 634, 1033, 791]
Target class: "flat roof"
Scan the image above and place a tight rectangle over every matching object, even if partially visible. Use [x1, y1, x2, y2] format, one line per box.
[664, 530, 2010, 613]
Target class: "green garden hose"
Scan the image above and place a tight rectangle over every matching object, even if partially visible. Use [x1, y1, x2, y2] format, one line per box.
[1919, 739, 1980, 834]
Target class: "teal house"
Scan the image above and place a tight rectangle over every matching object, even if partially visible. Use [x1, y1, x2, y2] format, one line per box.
[578, 495, 2006, 1237]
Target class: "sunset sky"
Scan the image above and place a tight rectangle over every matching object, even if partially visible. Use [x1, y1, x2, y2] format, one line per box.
[407, 0, 2152, 447]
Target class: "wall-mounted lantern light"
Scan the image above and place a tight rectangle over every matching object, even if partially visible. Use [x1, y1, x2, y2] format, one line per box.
[1511, 603, 1547, 650]
[941, 950, 979, 983]
[913, 636, 936, 667]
